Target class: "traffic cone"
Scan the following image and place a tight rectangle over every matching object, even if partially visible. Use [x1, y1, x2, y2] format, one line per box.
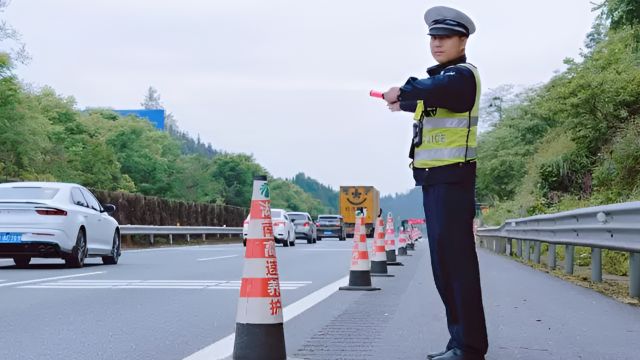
[370, 216, 393, 277]
[339, 211, 380, 291]
[385, 214, 403, 266]
[397, 228, 409, 256]
[407, 228, 416, 251]
[233, 175, 286, 360]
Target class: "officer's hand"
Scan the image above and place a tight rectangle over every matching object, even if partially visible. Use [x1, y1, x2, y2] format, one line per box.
[383, 87, 401, 103]
[388, 102, 401, 112]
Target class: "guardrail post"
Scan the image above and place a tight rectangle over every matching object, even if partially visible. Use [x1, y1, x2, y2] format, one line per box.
[202, 234, 206, 241]
[565, 245, 574, 275]
[499, 238, 507, 255]
[516, 240, 522, 258]
[533, 242, 541, 264]
[523, 241, 530, 262]
[150, 234, 154, 245]
[169, 234, 173, 245]
[506, 239, 512, 256]
[186, 234, 191, 243]
[630, 252, 640, 298]
[591, 248, 602, 282]
[548, 244, 556, 270]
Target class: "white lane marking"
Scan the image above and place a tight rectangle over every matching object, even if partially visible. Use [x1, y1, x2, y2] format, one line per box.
[21, 280, 312, 290]
[183, 275, 349, 360]
[197, 255, 238, 262]
[299, 248, 352, 251]
[0, 271, 105, 288]
[124, 245, 242, 253]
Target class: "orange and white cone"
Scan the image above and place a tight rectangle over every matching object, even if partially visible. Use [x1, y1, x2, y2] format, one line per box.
[385, 214, 403, 266]
[339, 211, 380, 291]
[233, 175, 286, 360]
[407, 228, 416, 251]
[370, 216, 393, 277]
[397, 228, 409, 256]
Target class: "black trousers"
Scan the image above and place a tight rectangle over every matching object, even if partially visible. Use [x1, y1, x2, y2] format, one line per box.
[422, 180, 488, 356]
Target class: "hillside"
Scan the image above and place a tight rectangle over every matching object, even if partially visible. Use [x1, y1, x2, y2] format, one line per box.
[475, 2, 639, 276]
[476, 2, 640, 224]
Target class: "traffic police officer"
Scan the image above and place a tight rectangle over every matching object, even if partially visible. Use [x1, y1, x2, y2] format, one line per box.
[382, 6, 489, 360]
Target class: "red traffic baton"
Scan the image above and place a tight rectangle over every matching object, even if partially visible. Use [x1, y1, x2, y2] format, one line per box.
[369, 90, 384, 99]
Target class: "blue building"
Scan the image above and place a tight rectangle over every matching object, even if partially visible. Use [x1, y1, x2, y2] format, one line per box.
[113, 109, 165, 130]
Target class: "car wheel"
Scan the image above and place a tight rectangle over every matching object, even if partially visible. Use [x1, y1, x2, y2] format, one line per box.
[283, 238, 290, 247]
[13, 256, 31, 268]
[290, 239, 296, 246]
[317, 236, 322, 241]
[66, 228, 87, 268]
[306, 235, 313, 244]
[312, 235, 317, 244]
[102, 231, 121, 265]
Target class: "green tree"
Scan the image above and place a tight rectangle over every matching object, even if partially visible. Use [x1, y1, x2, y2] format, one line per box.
[106, 118, 181, 196]
[599, 0, 640, 29]
[209, 153, 267, 207]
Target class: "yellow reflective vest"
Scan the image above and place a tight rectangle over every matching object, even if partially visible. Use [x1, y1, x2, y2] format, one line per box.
[412, 63, 480, 169]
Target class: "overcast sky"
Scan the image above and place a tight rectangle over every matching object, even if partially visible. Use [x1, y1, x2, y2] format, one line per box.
[5, 0, 597, 196]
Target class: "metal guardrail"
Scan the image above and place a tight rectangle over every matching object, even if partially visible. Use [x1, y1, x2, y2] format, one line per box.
[120, 225, 243, 245]
[476, 201, 640, 298]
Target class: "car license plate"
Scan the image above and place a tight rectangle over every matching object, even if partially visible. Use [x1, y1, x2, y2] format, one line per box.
[0, 233, 22, 243]
[324, 231, 332, 235]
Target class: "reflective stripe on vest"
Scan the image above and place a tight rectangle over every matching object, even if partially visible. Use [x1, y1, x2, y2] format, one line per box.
[413, 63, 481, 169]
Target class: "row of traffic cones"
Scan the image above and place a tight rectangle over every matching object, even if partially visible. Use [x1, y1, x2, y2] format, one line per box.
[232, 176, 421, 359]
[340, 210, 415, 290]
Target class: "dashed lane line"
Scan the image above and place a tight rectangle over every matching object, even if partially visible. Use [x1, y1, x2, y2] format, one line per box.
[196, 255, 238, 262]
[0, 271, 105, 288]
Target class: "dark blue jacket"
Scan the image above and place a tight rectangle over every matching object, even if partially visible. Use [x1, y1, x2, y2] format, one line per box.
[397, 55, 478, 186]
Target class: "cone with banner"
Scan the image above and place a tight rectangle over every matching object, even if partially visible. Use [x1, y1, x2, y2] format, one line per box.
[370, 215, 393, 277]
[397, 228, 410, 256]
[233, 175, 286, 360]
[339, 211, 381, 291]
[385, 213, 403, 266]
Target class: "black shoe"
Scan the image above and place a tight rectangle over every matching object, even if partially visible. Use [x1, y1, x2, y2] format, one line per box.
[432, 348, 485, 360]
[427, 349, 448, 359]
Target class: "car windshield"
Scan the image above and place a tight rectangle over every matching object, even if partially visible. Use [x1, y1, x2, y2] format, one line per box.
[271, 210, 283, 219]
[0, 187, 59, 200]
[288, 213, 307, 221]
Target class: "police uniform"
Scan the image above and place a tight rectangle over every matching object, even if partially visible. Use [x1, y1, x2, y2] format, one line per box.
[396, 6, 488, 360]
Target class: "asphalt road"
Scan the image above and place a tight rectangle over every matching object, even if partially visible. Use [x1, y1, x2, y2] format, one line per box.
[1, 237, 639, 360]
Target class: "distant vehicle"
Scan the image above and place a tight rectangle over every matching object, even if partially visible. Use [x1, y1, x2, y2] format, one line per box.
[286, 212, 317, 244]
[242, 215, 249, 246]
[0, 182, 120, 268]
[242, 209, 296, 247]
[339, 186, 380, 238]
[272, 210, 296, 247]
[316, 214, 346, 241]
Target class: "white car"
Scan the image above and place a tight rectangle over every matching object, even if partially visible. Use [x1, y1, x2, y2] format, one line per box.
[0, 182, 121, 268]
[242, 209, 296, 247]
